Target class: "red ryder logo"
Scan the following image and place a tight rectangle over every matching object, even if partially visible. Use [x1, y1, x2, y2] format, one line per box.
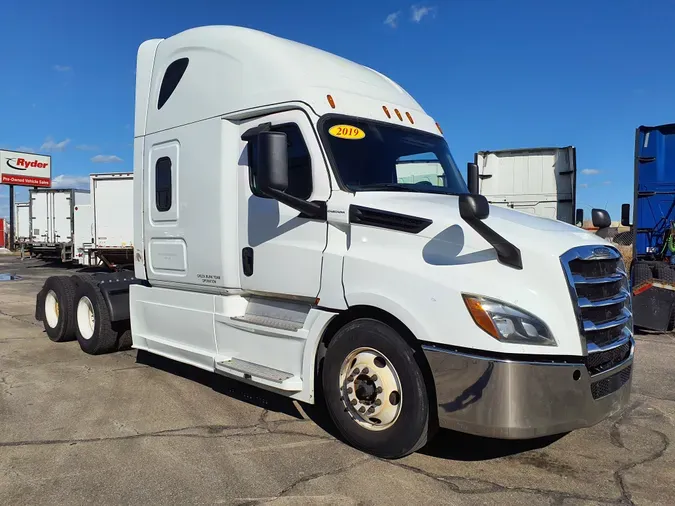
[6, 157, 49, 171]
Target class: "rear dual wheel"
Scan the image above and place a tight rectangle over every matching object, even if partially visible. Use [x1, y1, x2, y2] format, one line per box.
[73, 277, 131, 355]
[40, 276, 77, 342]
[322, 318, 434, 459]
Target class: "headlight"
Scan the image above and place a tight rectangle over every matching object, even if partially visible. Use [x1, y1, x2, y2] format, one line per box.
[462, 294, 556, 346]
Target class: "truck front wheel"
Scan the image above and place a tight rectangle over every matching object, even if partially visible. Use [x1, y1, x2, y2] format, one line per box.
[73, 278, 121, 355]
[322, 318, 432, 459]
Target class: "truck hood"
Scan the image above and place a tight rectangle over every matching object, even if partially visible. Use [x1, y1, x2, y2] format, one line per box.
[347, 191, 611, 259]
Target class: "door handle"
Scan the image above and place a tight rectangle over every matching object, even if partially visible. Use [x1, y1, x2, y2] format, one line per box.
[242, 247, 254, 277]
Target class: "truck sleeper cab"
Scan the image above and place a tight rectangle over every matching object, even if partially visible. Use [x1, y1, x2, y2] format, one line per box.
[35, 26, 634, 459]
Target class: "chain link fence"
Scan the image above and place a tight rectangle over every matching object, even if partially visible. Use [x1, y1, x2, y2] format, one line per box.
[595, 227, 634, 267]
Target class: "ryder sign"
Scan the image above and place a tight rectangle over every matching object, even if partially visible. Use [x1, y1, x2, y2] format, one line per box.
[0, 150, 52, 187]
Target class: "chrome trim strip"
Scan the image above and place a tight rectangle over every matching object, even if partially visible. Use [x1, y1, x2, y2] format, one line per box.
[420, 344, 578, 367]
[587, 339, 634, 381]
[583, 309, 631, 332]
[573, 273, 625, 285]
[423, 341, 633, 439]
[578, 289, 629, 308]
[587, 329, 632, 354]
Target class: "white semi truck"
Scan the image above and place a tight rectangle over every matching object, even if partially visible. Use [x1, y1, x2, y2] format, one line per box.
[35, 26, 634, 459]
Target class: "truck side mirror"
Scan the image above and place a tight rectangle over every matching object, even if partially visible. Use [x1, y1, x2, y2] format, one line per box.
[459, 194, 489, 220]
[467, 162, 479, 195]
[256, 131, 288, 195]
[575, 209, 584, 227]
[591, 208, 611, 229]
[621, 203, 631, 227]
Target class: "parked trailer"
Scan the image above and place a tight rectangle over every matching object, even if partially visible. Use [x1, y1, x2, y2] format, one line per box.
[14, 202, 30, 244]
[89, 172, 134, 269]
[28, 188, 90, 262]
[36, 25, 634, 459]
[72, 204, 93, 266]
[619, 123, 675, 332]
[475, 146, 581, 225]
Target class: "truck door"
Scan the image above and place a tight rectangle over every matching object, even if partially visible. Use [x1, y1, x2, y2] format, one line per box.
[238, 110, 330, 299]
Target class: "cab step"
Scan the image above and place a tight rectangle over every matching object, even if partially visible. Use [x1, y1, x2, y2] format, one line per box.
[230, 314, 304, 331]
[216, 357, 299, 386]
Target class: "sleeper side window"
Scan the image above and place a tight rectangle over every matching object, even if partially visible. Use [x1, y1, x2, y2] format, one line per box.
[158, 58, 189, 110]
[156, 157, 172, 212]
[248, 123, 313, 200]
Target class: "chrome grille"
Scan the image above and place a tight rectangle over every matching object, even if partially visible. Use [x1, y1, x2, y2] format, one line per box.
[561, 246, 634, 383]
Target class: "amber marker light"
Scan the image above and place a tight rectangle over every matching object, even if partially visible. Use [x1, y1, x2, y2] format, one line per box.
[327, 95, 336, 109]
[462, 295, 499, 339]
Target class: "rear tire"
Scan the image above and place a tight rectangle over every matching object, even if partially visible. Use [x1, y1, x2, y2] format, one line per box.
[655, 264, 675, 283]
[321, 318, 433, 459]
[40, 276, 77, 342]
[73, 277, 121, 355]
[633, 262, 653, 287]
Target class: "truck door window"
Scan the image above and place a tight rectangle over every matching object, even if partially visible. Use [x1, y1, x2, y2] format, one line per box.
[248, 123, 312, 200]
[155, 157, 172, 212]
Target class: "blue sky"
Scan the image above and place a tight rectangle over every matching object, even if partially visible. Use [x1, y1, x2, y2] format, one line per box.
[1, 0, 674, 222]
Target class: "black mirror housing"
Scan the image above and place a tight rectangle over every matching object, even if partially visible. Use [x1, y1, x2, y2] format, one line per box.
[257, 131, 288, 194]
[621, 203, 631, 227]
[467, 162, 479, 195]
[591, 208, 611, 229]
[459, 194, 489, 221]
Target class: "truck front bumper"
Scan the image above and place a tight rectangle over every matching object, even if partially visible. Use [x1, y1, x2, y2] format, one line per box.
[422, 340, 634, 439]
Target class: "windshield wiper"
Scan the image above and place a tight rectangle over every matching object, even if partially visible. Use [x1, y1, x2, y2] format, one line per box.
[352, 183, 422, 193]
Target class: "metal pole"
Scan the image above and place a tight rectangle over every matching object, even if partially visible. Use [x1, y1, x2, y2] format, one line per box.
[8, 184, 15, 251]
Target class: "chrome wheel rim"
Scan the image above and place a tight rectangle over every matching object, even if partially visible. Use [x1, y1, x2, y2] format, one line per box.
[77, 296, 95, 340]
[44, 290, 59, 329]
[338, 347, 402, 431]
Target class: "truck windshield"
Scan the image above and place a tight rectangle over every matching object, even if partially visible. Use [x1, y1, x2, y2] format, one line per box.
[320, 115, 468, 195]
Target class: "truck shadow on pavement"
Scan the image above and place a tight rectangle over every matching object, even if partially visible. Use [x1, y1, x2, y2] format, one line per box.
[136, 350, 564, 461]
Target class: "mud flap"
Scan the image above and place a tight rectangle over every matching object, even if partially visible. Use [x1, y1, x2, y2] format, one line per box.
[633, 281, 675, 331]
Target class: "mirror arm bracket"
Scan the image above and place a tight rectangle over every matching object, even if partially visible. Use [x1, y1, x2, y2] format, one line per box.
[264, 188, 327, 220]
[462, 216, 523, 270]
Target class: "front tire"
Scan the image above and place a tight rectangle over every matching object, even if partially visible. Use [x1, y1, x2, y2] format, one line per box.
[322, 318, 433, 459]
[73, 278, 121, 355]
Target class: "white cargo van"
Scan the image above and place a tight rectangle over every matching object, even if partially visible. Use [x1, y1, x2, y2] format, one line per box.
[29, 188, 90, 261]
[89, 172, 134, 268]
[14, 201, 30, 243]
[36, 26, 634, 459]
[475, 147, 579, 224]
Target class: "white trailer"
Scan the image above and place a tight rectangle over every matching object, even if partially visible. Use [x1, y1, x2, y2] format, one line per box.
[89, 172, 134, 269]
[14, 201, 30, 243]
[72, 203, 93, 266]
[474, 146, 579, 225]
[28, 188, 90, 261]
[35, 26, 633, 459]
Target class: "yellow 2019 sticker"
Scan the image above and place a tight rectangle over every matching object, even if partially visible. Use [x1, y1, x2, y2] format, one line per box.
[328, 125, 365, 140]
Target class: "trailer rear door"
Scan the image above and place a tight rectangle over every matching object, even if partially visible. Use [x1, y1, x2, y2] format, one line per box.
[475, 147, 576, 224]
[30, 191, 50, 243]
[52, 191, 72, 243]
[93, 174, 134, 248]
